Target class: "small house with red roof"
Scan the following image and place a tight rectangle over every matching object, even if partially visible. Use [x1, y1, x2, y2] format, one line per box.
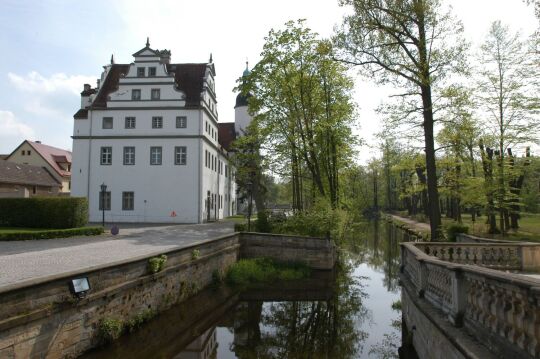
[5, 140, 71, 193]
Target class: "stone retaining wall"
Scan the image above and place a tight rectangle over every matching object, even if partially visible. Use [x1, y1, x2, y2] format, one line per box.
[0, 232, 335, 359]
[240, 232, 336, 270]
[401, 241, 540, 359]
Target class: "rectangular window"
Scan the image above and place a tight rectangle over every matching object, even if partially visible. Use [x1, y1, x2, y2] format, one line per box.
[99, 191, 111, 211]
[151, 88, 160, 100]
[174, 146, 187, 165]
[21, 150, 25, 156]
[102, 117, 113, 129]
[28, 150, 31, 155]
[100, 147, 112, 165]
[150, 146, 162, 165]
[125, 117, 136, 129]
[137, 67, 145, 77]
[205, 150, 208, 167]
[122, 192, 134, 211]
[148, 67, 156, 77]
[176, 116, 187, 128]
[132, 89, 141, 100]
[225, 164, 228, 178]
[152, 116, 163, 129]
[123, 146, 135, 165]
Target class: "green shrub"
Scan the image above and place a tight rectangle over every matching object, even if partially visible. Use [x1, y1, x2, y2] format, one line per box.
[191, 249, 200, 260]
[446, 224, 469, 242]
[0, 227, 103, 241]
[148, 255, 167, 274]
[0, 197, 89, 229]
[234, 222, 247, 232]
[255, 210, 272, 233]
[226, 258, 310, 287]
[125, 309, 156, 333]
[98, 318, 123, 343]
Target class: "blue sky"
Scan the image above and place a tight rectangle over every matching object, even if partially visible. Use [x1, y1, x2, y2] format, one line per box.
[0, 0, 537, 161]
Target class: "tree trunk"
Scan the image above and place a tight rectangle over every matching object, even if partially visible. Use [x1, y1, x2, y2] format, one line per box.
[421, 86, 442, 239]
[479, 141, 499, 234]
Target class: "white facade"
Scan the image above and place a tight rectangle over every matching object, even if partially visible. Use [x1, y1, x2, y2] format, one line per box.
[71, 42, 236, 223]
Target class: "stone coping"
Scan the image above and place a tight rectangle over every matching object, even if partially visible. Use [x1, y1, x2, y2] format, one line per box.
[0, 232, 240, 296]
[456, 233, 529, 244]
[0, 232, 333, 296]
[401, 242, 540, 289]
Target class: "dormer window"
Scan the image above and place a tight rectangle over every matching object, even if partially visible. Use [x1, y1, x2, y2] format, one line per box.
[132, 89, 141, 100]
[137, 67, 145, 77]
[148, 67, 156, 77]
[151, 89, 161, 100]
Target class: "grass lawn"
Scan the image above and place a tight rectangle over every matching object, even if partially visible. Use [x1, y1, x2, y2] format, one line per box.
[393, 211, 540, 242]
[0, 226, 103, 240]
[0, 227, 56, 233]
[448, 212, 540, 243]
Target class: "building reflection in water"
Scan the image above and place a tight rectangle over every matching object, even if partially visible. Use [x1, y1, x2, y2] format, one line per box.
[173, 327, 217, 359]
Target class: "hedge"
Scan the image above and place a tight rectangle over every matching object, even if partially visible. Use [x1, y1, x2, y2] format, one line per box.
[0, 197, 89, 229]
[0, 227, 103, 241]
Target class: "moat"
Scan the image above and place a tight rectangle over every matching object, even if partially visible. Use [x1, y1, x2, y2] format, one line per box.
[82, 221, 416, 359]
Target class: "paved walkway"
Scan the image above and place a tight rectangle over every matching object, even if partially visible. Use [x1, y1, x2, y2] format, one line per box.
[388, 214, 431, 233]
[0, 222, 234, 290]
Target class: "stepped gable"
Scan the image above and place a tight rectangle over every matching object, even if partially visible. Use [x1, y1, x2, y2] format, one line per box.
[92, 64, 130, 108]
[167, 63, 207, 107]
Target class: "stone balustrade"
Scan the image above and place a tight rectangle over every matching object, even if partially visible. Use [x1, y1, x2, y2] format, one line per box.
[401, 242, 540, 358]
[414, 242, 540, 271]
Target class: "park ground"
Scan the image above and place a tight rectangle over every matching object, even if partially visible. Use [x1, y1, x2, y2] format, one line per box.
[390, 211, 540, 242]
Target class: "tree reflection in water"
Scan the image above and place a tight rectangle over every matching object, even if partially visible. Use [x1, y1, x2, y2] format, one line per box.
[231, 259, 369, 359]
[81, 221, 413, 359]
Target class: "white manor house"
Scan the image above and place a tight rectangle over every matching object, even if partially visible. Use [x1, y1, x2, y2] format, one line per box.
[71, 40, 251, 223]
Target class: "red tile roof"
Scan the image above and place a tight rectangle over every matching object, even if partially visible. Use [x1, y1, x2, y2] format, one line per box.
[92, 64, 130, 109]
[0, 161, 61, 187]
[167, 63, 207, 107]
[218, 122, 236, 151]
[26, 141, 72, 178]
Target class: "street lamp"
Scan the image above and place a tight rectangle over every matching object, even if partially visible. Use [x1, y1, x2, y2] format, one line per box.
[246, 181, 253, 232]
[100, 182, 107, 227]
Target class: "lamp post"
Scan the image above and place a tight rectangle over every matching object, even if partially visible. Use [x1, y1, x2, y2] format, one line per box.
[100, 182, 107, 227]
[246, 181, 253, 232]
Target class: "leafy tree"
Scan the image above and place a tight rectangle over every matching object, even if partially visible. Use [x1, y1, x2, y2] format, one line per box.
[240, 20, 358, 210]
[335, 0, 468, 240]
[476, 20, 539, 232]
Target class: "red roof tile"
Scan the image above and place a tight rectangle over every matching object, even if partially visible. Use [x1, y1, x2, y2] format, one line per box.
[26, 141, 72, 178]
[218, 122, 236, 151]
[167, 63, 207, 107]
[0, 161, 61, 187]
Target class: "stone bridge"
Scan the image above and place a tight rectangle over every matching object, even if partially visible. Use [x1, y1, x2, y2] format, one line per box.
[400, 238, 540, 359]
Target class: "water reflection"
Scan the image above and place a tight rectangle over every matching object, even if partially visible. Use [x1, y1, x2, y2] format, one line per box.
[82, 221, 414, 359]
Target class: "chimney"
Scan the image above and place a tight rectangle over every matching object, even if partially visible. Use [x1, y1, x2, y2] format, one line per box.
[35, 141, 41, 144]
[84, 84, 91, 91]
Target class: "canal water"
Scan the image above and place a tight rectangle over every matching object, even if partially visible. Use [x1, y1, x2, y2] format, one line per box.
[83, 221, 417, 359]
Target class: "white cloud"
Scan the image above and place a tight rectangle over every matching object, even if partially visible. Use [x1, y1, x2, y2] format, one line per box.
[0, 110, 35, 141]
[8, 71, 95, 96]
[7, 71, 95, 124]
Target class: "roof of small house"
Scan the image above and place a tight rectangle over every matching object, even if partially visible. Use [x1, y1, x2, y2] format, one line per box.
[0, 160, 61, 187]
[218, 122, 236, 151]
[8, 140, 72, 178]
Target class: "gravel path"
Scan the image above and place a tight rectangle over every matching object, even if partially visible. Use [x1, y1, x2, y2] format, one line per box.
[0, 222, 234, 289]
